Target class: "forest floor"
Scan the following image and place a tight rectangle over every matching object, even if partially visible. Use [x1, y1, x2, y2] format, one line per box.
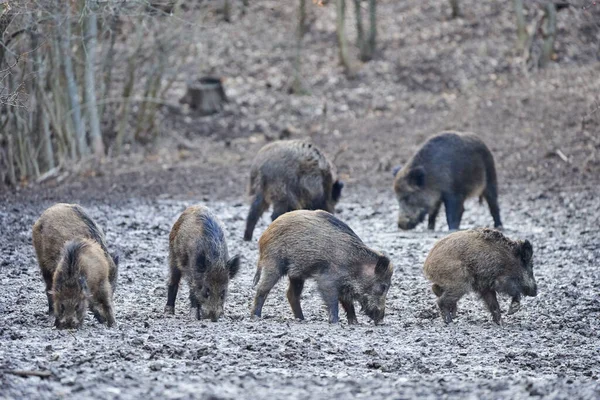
[1, 0, 600, 399]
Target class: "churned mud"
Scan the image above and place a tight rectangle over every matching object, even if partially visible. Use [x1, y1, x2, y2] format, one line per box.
[1, 185, 599, 399]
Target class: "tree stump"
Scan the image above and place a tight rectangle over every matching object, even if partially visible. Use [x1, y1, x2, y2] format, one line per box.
[179, 77, 228, 116]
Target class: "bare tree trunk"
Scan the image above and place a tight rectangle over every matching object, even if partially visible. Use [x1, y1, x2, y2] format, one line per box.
[336, 0, 351, 73]
[223, 0, 231, 22]
[353, 0, 364, 49]
[32, 21, 55, 171]
[540, 2, 556, 68]
[100, 6, 120, 122]
[513, 0, 528, 51]
[448, 0, 460, 18]
[364, 0, 376, 61]
[84, 5, 104, 157]
[293, 0, 306, 94]
[58, 1, 87, 157]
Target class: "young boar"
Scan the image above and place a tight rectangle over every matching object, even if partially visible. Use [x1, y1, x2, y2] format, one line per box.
[52, 239, 116, 329]
[252, 210, 393, 324]
[164, 205, 240, 322]
[32, 203, 119, 315]
[243, 140, 344, 241]
[393, 132, 502, 231]
[423, 228, 538, 325]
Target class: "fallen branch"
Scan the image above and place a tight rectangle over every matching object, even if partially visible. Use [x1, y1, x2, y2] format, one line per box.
[3, 369, 52, 378]
[556, 149, 570, 163]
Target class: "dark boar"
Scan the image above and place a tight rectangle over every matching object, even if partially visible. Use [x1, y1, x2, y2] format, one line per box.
[392, 132, 501, 231]
[423, 228, 538, 325]
[243, 140, 344, 241]
[32, 203, 119, 315]
[164, 205, 240, 322]
[251, 210, 393, 324]
[52, 239, 116, 329]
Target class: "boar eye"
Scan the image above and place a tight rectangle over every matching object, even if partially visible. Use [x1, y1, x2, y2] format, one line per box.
[220, 289, 226, 299]
[204, 289, 210, 299]
[60, 304, 66, 313]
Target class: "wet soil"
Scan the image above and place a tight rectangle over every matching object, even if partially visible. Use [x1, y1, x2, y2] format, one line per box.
[1, 185, 599, 399]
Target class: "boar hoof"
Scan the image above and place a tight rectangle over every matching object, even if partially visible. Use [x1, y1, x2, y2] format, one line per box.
[507, 301, 521, 315]
[442, 312, 453, 324]
[164, 305, 175, 315]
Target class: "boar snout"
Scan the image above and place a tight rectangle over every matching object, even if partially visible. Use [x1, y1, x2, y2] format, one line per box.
[367, 307, 385, 325]
[524, 283, 538, 297]
[206, 311, 221, 322]
[55, 316, 81, 330]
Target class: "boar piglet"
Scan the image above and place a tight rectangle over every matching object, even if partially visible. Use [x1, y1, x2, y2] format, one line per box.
[244, 140, 344, 241]
[423, 228, 538, 326]
[165, 205, 240, 322]
[32, 203, 119, 315]
[52, 239, 116, 329]
[393, 132, 502, 231]
[252, 210, 393, 324]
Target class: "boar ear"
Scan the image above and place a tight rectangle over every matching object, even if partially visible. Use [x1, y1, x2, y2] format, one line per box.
[392, 165, 402, 177]
[111, 251, 119, 267]
[227, 255, 241, 279]
[408, 166, 425, 188]
[196, 252, 207, 273]
[375, 255, 390, 276]
[332, 180, 344, 202]
[79, 277, 90, 297]
[520, 240, 533, 265]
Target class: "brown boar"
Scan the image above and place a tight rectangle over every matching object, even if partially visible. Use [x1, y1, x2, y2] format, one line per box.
[32, 203, 119, 315]
[243, 140, 344, 241]
[392, 132, 502, 231]
[52, 239, 116, 329]
[251, 210, 393, 324]
[164, 205, 240, 322]
[423, 228, 538, 325]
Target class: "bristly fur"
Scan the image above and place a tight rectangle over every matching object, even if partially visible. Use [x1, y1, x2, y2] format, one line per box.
[70, 205, 109, 254]
[198, 212, 226, 262]
[60, 240, 88, 281]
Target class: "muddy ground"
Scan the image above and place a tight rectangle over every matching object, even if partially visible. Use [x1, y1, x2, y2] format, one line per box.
[1, 184, 599, 399]
[2, 0, 600, 398]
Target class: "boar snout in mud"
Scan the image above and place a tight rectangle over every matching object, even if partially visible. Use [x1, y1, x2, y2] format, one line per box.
[423, 228, 538, 326]
[243, 140, 343, 241]
[251, 210, 393, 325]
[165, 205, 240, 322]
[393, 132, 502, 231]
[52, 239, 116, 329]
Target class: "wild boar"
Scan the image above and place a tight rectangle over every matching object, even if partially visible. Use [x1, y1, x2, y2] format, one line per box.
[243, 140, 344, 241]
[164, 205, 240, 322]
[423, 228, 538, 325]
[251, 210, 393, 324]
[32, 203, 119, 315]
[52, 239, 116, 329]
[392, 132, 502, 231]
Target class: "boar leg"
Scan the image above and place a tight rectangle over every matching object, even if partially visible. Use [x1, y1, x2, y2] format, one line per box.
[286, 278, 305, 320]
[483, 186, 502, 228]
[443, 194, 465, 230]
[164, 256, 182, 315]
[244, 193, 269, 241]
[427, 200, 442, 230]
[317, 278, 340, 323]
[340, 299, 358, 324]
[507, 294, 521, 315]
[42, 269, 54, 315]
[189, 292, 201, 320]
[252, 262, 282, 317]
[92, 284, 116, 327]
[481, 289, 502, 325]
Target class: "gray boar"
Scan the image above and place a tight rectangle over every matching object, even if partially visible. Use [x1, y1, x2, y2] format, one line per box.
[165, 205, 240, 322]
[243, 140, 344, 241]
[52, 239, 116, 329]
[423, 228, 538, 325]
[252, 210, 393, 324]
[32, 203, 119, 316]
[392, 132, 502, 231]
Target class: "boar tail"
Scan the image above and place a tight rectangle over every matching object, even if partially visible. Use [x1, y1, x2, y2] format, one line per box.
[252, 266, 262, 287]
